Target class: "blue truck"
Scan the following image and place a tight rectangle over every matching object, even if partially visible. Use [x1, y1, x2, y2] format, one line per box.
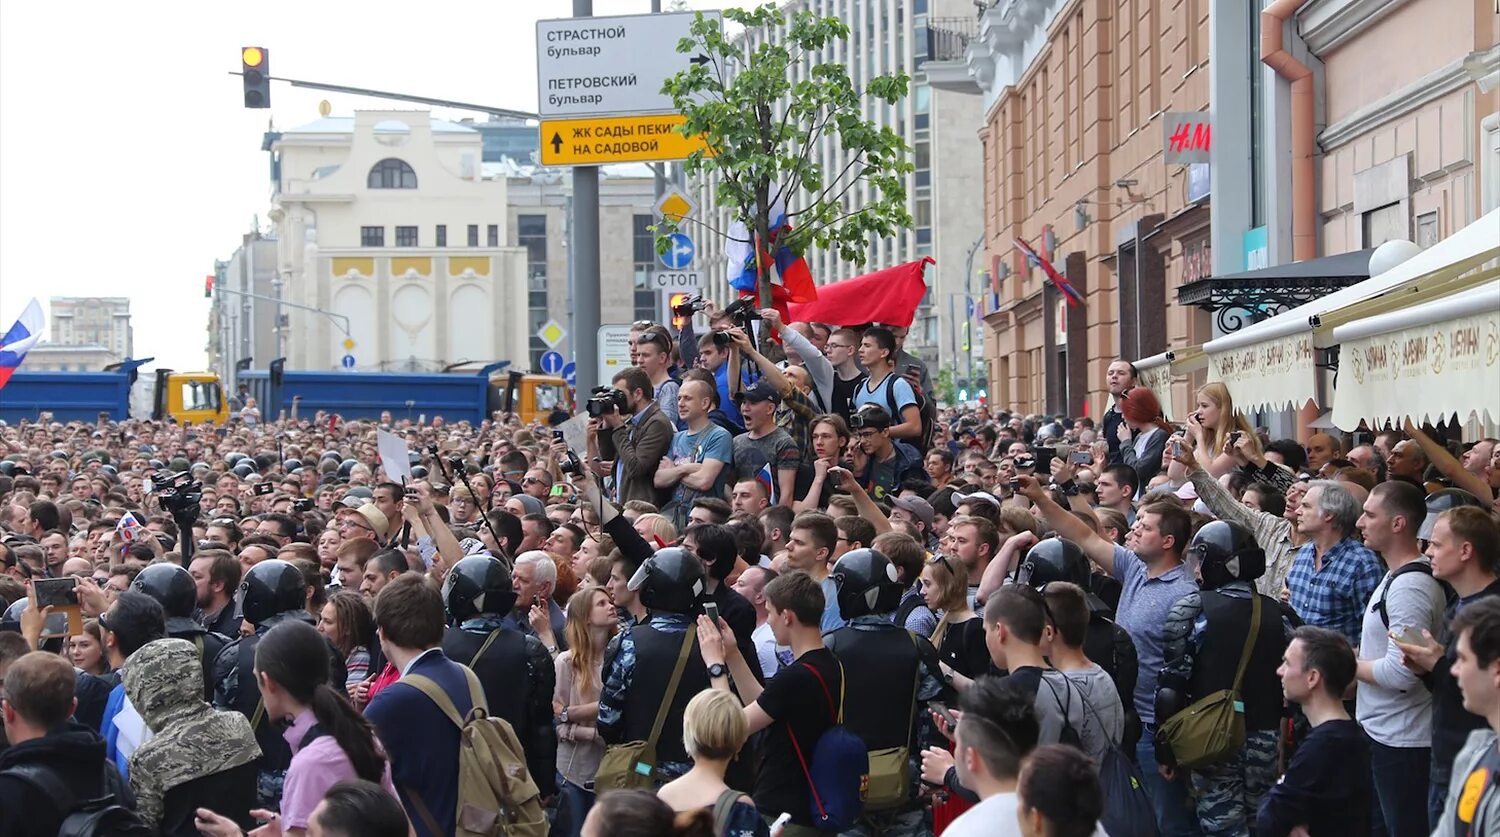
[238, 364, 569, 425]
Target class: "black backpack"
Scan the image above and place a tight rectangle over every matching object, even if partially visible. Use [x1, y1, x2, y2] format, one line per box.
[1373, 561, 1457, 629]
[1, 763, 151, 837]
[878, 373, 935, 454]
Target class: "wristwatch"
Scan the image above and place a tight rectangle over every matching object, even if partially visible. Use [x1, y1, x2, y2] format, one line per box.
[707, 662, 729, 679]
[558, 706, 570, 725]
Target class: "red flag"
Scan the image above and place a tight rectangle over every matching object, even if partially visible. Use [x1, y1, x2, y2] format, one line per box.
[1014, 238, 1084, 307]
[787, 258, 933, 327]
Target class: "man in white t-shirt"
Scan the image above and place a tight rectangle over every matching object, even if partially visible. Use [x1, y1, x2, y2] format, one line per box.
[732, 564, 785, 679]
[920, 676, 1040, 836]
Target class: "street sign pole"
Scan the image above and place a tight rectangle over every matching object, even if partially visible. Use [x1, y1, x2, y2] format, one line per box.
[572, 0, 600, 398]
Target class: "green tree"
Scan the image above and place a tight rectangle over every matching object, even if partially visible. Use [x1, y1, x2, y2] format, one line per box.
[659, 4, 913, 307]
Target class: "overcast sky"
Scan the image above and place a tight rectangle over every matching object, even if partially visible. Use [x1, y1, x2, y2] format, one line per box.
[0, 0, 718, 371]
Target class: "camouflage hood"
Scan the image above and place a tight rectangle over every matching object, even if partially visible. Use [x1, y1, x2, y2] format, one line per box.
[123, 638, 260, 827]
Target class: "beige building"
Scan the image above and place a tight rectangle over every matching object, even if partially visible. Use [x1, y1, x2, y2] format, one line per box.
[267, 111, 528, 372]
[929, 0, 1213, 416]
[695, 0, 987, 371]
[21, 344, 119, 373]
[48, 297, 132, 365]
[931, 0, 1498, 419]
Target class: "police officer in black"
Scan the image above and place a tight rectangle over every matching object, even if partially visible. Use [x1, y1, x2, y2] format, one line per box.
[823, 548, 950, 833]
[1012, 537, 1140, 747]
[596, 547, 712, 786]
[1155, 521, 1296, 831]
[440, 555, 556, 797]
[132, 562, 230, 701]
[210, 559, 345, 809]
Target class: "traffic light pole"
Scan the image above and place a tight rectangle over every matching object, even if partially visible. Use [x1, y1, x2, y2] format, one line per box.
[572, 0, 601, 397]
[227, 72, 539, 120]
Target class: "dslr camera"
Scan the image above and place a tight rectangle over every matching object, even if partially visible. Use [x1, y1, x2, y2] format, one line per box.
[586, 386, 628, 418]
[671, 294, 708, 318]
[721, 297, 761, 329]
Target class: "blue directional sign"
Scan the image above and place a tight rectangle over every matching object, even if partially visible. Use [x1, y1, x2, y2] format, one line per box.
[341, 354, 356, 369]
[659, 232, 695, 270]
[539, 350, 565, 375]
[561, 361, 577, 387]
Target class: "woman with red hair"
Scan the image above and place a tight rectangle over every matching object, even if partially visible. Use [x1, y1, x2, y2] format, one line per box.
[1116, 386, 1173, 483]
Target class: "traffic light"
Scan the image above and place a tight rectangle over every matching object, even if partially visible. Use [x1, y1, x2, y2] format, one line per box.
[204, 274, 214, 298]
[669, 293, 690, 331]
[241, 46, 270, 108]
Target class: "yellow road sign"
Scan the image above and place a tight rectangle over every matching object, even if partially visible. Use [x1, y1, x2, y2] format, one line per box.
[539, 114, 709, 167]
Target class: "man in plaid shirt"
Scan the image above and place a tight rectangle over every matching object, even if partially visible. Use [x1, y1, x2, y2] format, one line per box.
[1284, 480, 1384, 646]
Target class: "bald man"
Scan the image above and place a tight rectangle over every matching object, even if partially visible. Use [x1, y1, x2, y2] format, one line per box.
[1305, 433, 1343, 473]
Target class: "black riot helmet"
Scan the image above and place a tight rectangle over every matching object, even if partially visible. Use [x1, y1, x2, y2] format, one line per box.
[1187, 520, 1265, 590]
[830, 548, 903, 618]
[443, 556, 516, 622]
[1421, 488, 1484, 541]
[131, 563, 199, 633]
[338, 458, 359, 479]
[238, 559, 308, 626]
[627, 547, 705, 615]
[1012, 538, 1091, 589]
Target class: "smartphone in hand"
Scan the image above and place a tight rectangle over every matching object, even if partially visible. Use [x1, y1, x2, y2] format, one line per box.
[704, 601, 721, 626]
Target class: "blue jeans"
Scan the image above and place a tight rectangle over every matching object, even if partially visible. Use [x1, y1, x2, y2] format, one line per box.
[550, 775, 594, 837]
[1136, 726, 1204, 837]
[1369, 741, 1429, 837]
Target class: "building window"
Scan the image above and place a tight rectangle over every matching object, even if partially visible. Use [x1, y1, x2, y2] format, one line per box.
[436, 225, 447, 247]
[360, 226, 385, 247]
[367, 158, 418, 189]
[487, 224, 500, 247]
[1415, 211, 1439, 248]
[518, 214, 547, 281]
[1362, 203, 1407, 248]
[468, 225, 479, 247]
[395, 226, 418, 247]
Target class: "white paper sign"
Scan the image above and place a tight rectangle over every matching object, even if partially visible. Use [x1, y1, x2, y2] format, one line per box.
[377, 429, 413, 483]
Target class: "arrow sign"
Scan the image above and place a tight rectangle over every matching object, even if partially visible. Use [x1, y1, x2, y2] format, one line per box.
[659, 232, 695, 270]
[550, 132, 563, 154]
[561, 361, 577, 387]
[540, 350, 565, 375]
[690, 54, 710, 67]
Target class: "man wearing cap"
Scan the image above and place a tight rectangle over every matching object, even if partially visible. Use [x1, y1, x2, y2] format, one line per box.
[335, 503, 388, 547]
[850, 404, 923, 503]
[891, 495, 938, 551]
[730, 378, 800, 508]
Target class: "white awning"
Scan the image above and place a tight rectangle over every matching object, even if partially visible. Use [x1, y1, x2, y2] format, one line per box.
[1204, 208, 1500, 412]
[1331, 280, 1500, 428]
[1133, 348, 1207, 420]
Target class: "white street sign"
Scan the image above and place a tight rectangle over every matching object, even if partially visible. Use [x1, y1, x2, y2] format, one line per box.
[536, 11, 721, 119]
[597, 324, 633, 384]
[652, 271, 702, 291]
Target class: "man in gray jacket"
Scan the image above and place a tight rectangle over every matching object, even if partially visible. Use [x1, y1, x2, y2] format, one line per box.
[1436, 596, 1500, 836]
[594, 366, 675, 508]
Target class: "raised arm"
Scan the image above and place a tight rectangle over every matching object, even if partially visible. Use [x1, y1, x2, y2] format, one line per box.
[827, 466, 893, 535]
[1405, 417, 1494, 500]
[1015, 475, 1116, 575]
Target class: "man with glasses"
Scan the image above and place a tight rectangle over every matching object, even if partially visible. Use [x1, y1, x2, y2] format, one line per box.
[634, 327, 681, 427]
[521, 469, 553, 501]
[334, 503, 386, 547]
[849, 404, 923, 503]
[596, 366, 675, 508]
[824, 326, 867, 421]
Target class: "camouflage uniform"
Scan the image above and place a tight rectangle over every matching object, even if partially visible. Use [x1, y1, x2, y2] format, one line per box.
[123, 638, 260, 829]
[1188, 728, 1280, 836]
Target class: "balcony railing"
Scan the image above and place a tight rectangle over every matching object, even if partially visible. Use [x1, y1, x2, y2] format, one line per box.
[926, 17, 976, 63]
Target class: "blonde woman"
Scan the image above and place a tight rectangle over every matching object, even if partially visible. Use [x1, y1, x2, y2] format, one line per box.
[1187, 382, 1260, 478]
[921, 554, 990, 686]
[553, 587, 619, 837]
[657, 690, 768, 837]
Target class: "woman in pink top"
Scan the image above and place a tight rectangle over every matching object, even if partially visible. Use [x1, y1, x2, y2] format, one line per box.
[552, 587, 618, 837]
[196, 618, 399, 836]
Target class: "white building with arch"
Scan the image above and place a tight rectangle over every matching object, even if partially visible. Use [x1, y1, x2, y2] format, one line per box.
[269, 110, 528, 372]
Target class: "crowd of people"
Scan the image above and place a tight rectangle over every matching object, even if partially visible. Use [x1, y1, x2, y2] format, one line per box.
[0, 299, 1498, 837]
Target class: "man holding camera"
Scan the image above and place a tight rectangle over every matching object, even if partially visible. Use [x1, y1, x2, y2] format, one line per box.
[593, 367, 674, 508]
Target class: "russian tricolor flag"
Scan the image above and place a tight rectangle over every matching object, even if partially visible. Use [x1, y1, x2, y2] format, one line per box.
[1014, 238, 1084, 307]
[0, 298, 43, 391]
[756, 461, 779, 506]
[725, 200, 818, 319]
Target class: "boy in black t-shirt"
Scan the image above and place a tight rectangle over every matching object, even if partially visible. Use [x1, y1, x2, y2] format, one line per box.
[699, 569, 842, 836]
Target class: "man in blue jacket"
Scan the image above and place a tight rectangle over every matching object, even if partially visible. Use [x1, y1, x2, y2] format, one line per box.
[364, 573, 475, 837]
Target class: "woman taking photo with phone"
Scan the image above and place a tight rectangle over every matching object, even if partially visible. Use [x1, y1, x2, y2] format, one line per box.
[1186, 381, 1260, 478]
[552, 586, 619, 837]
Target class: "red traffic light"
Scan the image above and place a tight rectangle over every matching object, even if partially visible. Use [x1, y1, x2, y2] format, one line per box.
[204, 275, 214, 298]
